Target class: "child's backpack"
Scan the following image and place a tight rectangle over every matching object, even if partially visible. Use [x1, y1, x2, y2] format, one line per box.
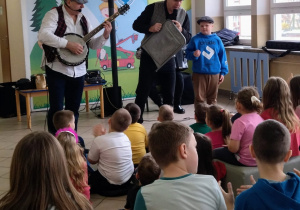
[215, 28, 239, 46]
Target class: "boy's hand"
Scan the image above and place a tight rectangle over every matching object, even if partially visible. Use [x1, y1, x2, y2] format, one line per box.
[93, 123, 107, 137]
[294, 168, 300, 177]
[236, 175, 256, 195]
[219, 181, 234, 210]
[194, 50, 201, 57]
[218, 75, 224, 84]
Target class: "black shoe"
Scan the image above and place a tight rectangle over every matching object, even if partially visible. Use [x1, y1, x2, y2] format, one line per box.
[173, 105, 185, 114]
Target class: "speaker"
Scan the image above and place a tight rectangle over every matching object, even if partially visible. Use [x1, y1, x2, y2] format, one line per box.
[103, 86, 122, 117]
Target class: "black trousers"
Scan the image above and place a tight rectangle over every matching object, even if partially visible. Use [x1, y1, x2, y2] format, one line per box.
[46, 66, 85, 135]
[135, 51, 176, 118]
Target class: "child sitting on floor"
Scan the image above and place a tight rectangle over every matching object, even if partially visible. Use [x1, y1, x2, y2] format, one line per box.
[157, 104, 174, 122]
[53, 110, 85, 150]
[213, 86, 264, 166]
[221, 120, 300, 209]
[261, 76, 300, 157]
[134, 121, 226, 210]
[205, 105, 231, 149]
[190, 102, 211, 134]
[0, 131, 92, 210]
[124, 103, 148, 167]
[194, 133, 226, 182]
[56, 131, 90, 200]
[88, 108, 134, 196]
[124, 154, 161, 210]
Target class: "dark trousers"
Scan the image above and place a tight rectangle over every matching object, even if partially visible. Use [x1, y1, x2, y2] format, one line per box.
[135, 51, 176, 118]
[149, 70, 184, 107]
[213, 147, 245, 166]
[89, 170, 133, 197]
[46, 66, 85, 135]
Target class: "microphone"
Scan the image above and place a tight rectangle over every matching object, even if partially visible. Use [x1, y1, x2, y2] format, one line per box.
[65, 3, 82, 12]
[171, 9, 178, 21]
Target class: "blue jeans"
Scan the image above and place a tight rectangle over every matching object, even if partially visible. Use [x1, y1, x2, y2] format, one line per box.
[46, 66, 85, 135]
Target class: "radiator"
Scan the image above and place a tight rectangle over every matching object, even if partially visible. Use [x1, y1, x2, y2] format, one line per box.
[229, 51, 269, 97]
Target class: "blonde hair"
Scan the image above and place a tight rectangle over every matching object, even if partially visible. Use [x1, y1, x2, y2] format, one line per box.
[0, 131, 92, 210]
[57, 132, 88, 195]
[158, 105, 174, 121]
[263, 77, 300, 132]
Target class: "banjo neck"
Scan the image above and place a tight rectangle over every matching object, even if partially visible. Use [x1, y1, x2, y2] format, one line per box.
[82, 12, 121, 43]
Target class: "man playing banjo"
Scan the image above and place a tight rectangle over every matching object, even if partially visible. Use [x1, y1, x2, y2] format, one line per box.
[38, 0, 112, 135]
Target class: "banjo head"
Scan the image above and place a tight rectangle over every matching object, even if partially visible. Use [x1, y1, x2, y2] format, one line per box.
[57, 33, 89, 66]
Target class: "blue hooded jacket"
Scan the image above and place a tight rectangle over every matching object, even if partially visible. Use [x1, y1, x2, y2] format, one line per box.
[235, 172, 300, 210]
[186, 33, 228, 76]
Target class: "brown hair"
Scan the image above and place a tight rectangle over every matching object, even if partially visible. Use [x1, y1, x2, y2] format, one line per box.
[206, 105, 232, 139]
[290, 75, 300, 110]
[194, 103, 208, 124]
[158, 105, 174, 122]
[0, 131, 92, 210]
[194, 133, 216, 178]
[110, 108, 132, 132]
[57, 132, 88, 195]
[148, 121, 193, 168]
[237, 86, 263, 113]
[125, 103, 141, 124]
[253, 119, 291, 164]
[137, 154, 161, 186]
[263, 77, 300, 132]
[53, 110, 74, 130]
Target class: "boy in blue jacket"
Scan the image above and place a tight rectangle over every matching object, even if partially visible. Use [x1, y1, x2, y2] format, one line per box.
[221, 119, 300, 210]
[186, 16, 228, 106]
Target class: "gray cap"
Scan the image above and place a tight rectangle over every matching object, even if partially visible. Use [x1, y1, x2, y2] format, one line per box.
[72, 0, 88, 4]
[197, 16, 214, 24]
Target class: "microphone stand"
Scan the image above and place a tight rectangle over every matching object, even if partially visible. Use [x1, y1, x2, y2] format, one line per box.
[108, 0, 122, 114]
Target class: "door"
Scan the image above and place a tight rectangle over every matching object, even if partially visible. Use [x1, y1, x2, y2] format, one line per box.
[0, 0, 11, 82]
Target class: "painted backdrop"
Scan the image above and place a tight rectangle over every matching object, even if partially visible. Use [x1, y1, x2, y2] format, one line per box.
[22, 0, 191, 109]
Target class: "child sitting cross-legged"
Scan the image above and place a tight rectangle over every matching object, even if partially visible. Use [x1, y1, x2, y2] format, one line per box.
[124, 154, 161, 210]
[134, 121, 226, 210]
[221, 119, 300, 209]
[88, 108, 134, 196]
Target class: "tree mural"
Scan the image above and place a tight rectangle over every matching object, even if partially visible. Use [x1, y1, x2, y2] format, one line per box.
[30, 0, 58, 32]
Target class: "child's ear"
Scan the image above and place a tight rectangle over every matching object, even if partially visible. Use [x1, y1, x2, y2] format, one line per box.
[283, 150, 292, 162]
[179, 143, 187, 159]
[135, 172, 139, 180]
[249, 144, 256, 158]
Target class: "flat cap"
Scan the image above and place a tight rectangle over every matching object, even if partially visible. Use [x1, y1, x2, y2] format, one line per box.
[197, 16, 214, 24]
[72, 0, 88, 4]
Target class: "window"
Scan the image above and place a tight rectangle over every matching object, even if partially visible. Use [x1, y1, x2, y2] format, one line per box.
[224, 0, 251, 45]
[271, 0, 300, 40]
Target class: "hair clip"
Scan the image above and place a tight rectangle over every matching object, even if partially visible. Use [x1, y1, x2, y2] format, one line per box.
[251, 96, 260, 104]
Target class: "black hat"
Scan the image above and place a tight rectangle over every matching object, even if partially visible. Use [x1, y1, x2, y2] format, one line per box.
[197, 16, 214, 24]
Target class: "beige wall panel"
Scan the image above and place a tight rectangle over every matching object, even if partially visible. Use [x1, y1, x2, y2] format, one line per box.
[6, 0, 26, 81]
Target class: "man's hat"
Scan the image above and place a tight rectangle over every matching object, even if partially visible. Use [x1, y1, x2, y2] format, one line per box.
[72, 0, 88, 4]
[197, 16, 214, 24]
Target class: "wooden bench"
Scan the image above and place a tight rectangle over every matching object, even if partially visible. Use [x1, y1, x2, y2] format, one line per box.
[15, 83, 104, 129]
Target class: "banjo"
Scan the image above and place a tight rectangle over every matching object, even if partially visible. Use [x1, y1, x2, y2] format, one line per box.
[56, 4, 130, 66]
